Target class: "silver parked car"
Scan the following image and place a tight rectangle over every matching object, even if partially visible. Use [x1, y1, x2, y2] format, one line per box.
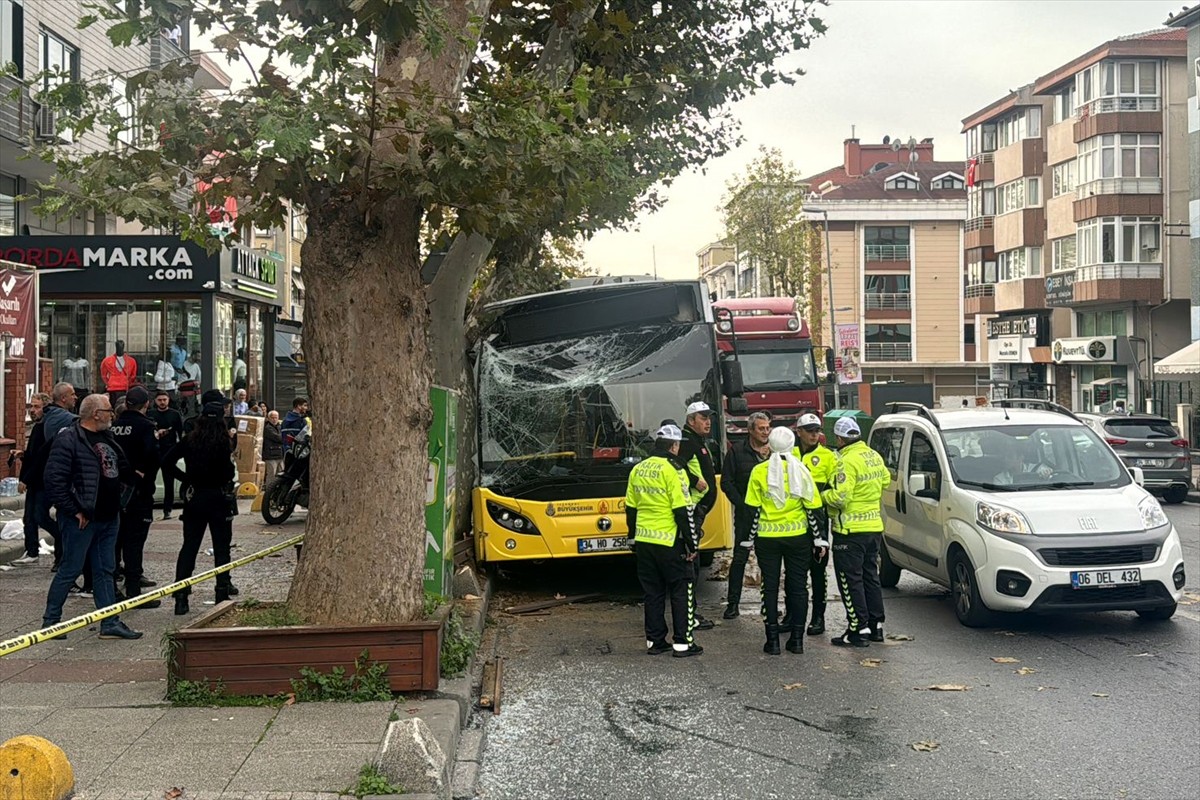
[1078, 413, 1192, 504]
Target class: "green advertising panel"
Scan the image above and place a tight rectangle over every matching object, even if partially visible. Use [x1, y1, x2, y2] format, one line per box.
[425, 386, 458, 597]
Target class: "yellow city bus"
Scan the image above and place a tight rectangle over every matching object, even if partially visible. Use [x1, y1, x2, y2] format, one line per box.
[473, 280, 735, 565]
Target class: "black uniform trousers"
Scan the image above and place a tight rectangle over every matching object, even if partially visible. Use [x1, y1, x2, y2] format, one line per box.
[117, 497, 154, 595]
[832, 532, 885, 633]
[806, 507, 830, 618]
[175, 489, 235, 597]
[755, 535, 812, 631]
[725, 508, 754, 605]
[636, 540, 693, 645]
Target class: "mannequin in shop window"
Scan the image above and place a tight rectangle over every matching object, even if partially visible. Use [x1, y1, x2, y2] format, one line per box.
[170, 335, 189, 377]
[61, 344, 90, 393]
[100, 340, 138, 405]
[155, 351, 178, 396]
[232, 348, 248, 393]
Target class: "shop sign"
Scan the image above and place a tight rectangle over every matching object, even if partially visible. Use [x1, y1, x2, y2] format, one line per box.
[987, 314, 1040, 339]
[0, 269, 38, 369]
[1045, 270, 1075, 306]
[222, 247, 282, 306]
[0, 236, 220, 293]
[994, 335, 1024, 362]
[1052, 336, 1116, 364]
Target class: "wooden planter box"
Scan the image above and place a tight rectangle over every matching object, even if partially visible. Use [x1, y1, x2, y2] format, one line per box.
[170, 602, 446, 696]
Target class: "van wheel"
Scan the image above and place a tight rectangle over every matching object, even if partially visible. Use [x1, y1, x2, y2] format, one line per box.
[879, 543, 902, 589]
[1136, 603, 1176, 621]
[1161, 486, 1188, 505]
[949, 551, 992, 628]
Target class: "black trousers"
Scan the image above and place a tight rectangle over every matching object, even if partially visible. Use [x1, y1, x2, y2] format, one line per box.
[806, 507, 830, 619]
[22, 489, 56, 559]
[637, 541, 692, 645]
[117, 504, 153, 593]
[726, 509, 753, 605]
[832, 533, 885, 633]
[175, 494, 234, 596]
[755, 535, 812, 631]
[161, 470, 176, 515]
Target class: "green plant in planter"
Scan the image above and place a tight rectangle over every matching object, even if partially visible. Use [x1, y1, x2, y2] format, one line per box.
[423, 590, 444, 617]
[441, 608, 480, 678]
[290, 650, 392, 702]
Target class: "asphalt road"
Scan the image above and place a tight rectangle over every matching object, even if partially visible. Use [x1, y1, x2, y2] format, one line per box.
[473, 504, 1200, 800]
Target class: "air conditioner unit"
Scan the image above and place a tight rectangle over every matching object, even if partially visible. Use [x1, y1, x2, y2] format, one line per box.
[35, 104, 58, 141]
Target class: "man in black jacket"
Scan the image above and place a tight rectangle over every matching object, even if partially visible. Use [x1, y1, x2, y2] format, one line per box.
[148, 390, 184, 519]
[41, 393, 143, 640]
[111, 386, 162, 607]
[677, 401, 719, 631]
[11, 392, 52, 567]
[719, 412, 772, 618]
[12, 383, 78, 569]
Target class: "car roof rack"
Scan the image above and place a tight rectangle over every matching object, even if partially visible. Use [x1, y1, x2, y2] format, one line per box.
[886, 401, 940, 429]
[990, 398, 1081, 422]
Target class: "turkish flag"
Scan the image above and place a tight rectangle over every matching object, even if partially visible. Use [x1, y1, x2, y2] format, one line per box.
[966, 158, 977, 188]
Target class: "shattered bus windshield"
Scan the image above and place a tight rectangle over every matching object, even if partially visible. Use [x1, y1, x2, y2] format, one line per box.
[479, 324, 718, 498]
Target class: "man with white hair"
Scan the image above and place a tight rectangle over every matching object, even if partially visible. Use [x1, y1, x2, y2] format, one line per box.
[822, 417, 891, 648]
[743, 427, 818, 655]
[625, 424, 702, 658]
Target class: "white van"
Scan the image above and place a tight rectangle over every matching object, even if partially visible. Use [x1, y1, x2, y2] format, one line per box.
[869, 402, 1186, 627]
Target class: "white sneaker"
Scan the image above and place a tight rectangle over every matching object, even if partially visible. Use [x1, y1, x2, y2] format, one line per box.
[10, 555, 39, 566]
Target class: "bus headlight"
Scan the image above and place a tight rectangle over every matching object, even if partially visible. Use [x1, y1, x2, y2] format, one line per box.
[487, 501, 540, 535]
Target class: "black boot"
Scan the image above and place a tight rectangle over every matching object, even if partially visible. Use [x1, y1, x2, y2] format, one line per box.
[868, 620, 885, 642]
[786, 627, 804, 654]
[174, 595, 189, 616]
[763, 624, 781, 655]
[131, 588, 162, 609]
[831, 629, 870, 648]
[722, 602, 739, 620]
[807, 608, 826, 636]
[215, 584, 231, 603]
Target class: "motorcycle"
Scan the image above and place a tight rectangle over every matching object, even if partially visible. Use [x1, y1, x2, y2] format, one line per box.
[261, 425, 311, 524]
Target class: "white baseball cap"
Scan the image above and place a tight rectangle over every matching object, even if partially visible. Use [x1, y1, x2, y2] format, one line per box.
[686, 401, 713, 416]
[655, 424, 684, 441]
[796, 413, 822, 431]
[833, 417, 861, 438]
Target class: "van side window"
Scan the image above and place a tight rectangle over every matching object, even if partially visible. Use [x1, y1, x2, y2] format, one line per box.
[907, 432, 943, 496]
[870, 426, 904, 472]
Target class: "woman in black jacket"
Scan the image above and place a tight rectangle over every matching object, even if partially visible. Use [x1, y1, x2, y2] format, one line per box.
[162, 402, 239, 615]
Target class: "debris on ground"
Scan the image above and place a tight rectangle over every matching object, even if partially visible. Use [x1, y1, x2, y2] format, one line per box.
[922, 684, 970, 692]
[860, 658, 884, 668]
[503, 593, 605, 615]
[1015, 667, 1038, 676]
[886, 634, 914, 642]
[911, 740, 940, 752]
[991, 656, 1020, 664]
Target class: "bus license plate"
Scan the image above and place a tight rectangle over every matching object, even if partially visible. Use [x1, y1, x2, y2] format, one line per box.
[1071, 568, 1141, 589]
[577, 537, 627, 554]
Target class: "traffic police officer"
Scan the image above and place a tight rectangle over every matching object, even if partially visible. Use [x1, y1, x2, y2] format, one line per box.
[678, 401, 718, 631]
[822, 417, 891, 647]
[744, 427, 818, 655]
[793, 413, 836, 635]
[625, 424, 703, 658]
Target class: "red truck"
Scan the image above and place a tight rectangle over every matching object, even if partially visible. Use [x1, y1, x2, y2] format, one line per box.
[713, 297, 824, 434]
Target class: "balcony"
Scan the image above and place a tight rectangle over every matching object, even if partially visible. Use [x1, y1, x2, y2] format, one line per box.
[994, 208, 1045, 250]
[965, 216, 994, 250]
[1074, 100, 1162, 142]
[865, 244, 910, 271]
[864, 343, 912, 362]
[1082, 97, 1161, 115]
[864, 293, 912, 319]
[0, 74, 33, 143]
[964, 282, 996, 315]
[994, 138, 1045, 184]
[1076, 178, 1163, 198]
[994, 277, 1046, 313]
[1069, 262, 1164, 306]
[151, 33, 188, 69]
[1073, 192, 1163, 222]
[967, 152, 995, 184]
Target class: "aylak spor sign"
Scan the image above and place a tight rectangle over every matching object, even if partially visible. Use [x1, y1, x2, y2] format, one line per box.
[0, 269, 37, 361]
[0, 236, 220, 293]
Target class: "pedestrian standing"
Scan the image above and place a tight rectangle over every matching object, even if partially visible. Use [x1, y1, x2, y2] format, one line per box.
[719, 411, 772, 619]
[678, 401, 717, 631]
[148, 390, 184, 519]
[793, 413, 838, 636]
[232, 389, 249, 416]
[162, 401, 239, 615]
[625, 424, 702, 658]
[822, 417, 891, 647]
[40, 394, 143, 640]
[744, 427, 817, 655]
[12, 392, 52, 567]
[110, 387, 162, 608]
[262, 410, 285, 482]
[12, 384, 79, 570]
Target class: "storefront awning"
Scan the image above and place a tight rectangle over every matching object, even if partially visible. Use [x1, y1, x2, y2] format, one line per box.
[1154, 340, 1200, 378]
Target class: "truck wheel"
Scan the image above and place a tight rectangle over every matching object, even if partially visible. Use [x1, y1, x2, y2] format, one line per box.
[1161, 486, 1188, 505]
[1136, 603, 1176, 621]
[879, 543, 902, 589]
[949, 550, 993, 628]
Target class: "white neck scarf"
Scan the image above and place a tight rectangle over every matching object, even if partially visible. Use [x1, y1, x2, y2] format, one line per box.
[766, 451, 815, 509]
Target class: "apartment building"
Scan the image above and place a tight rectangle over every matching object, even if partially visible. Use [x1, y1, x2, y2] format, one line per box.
[804, 138, 988, 406]
[962, 29, 1192, 413]
[696, 240, 738, 299]
[1166, 6, 1200, 340]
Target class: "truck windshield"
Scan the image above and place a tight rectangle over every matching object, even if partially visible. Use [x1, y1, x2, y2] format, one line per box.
[725, 344, 818, 390]
[479, 324, 718, 498]
[942, 424, 1130, 491]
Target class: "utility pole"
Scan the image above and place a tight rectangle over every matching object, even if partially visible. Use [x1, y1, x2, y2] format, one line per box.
[802, 205, 840, 410]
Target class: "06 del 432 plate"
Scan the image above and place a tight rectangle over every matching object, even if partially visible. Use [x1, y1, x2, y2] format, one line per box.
[577, 537, 627, 554]
[1070, 568, 1141, 589]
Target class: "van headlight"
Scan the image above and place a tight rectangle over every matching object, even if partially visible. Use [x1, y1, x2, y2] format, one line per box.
[1137, 496, 1169, 530]
[976, 501, 1032, 534]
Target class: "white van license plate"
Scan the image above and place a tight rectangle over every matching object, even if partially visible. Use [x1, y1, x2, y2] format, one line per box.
[1071, 569, 1141, 589]
[577, 537, 627, 553]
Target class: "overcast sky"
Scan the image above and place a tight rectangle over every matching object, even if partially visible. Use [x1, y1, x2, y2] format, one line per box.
[580, 0, 1186, 280]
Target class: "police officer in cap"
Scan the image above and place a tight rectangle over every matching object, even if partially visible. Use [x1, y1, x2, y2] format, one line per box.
[677, 401, 718, 630]
[822, 417, 891, 647]
[793, 413, 836, 635]
[110, 386, 163, 608]
[625, 424, 702, 657]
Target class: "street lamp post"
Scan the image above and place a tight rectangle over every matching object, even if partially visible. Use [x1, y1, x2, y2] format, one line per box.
[803, 205, 840, 410]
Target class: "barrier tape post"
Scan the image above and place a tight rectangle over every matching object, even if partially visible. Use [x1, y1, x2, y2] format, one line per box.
[0, 533, 304, 657]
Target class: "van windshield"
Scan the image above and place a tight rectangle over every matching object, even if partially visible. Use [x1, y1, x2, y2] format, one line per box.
[943, 424, 1130, 491]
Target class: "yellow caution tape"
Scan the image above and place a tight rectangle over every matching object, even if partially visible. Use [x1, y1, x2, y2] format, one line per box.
[0, 534, 304, 657]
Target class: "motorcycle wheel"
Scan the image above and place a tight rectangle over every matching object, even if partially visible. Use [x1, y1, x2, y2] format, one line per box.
[261, 477, 297, 525]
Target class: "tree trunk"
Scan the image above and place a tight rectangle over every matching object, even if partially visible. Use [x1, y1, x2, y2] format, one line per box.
[427, 232, 492, 387]
[287, 197, 432, 625]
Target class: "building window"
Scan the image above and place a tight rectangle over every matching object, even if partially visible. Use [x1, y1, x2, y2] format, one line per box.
[1051, 161, 1076, 197]
[997, 247, 1042, 282]
[290, 208, 306, 241]
[1078, 134, 1159, 185]
[966, 258, 996, 286]
[1051, 237, 1076, 273]
[1053, 85, 1075, 123]
[1077, 309, 1127, 337]
[996, 177, 1040, 214]
[110, 75, 136, 146]
[967, 182, 995, 219]
[1077, 216, 1161, 266]
[864, 226, 910, 260]
[864, 274, 911, 310]
[1076, 60, 1159, 112]
[864, 324, 912, 362]
[1, 0, 23, 78]
[964, 323, 976, 347]
[996, 107, 1041, 148]
[966, 123, 997, 157]
[40, 29, 80, 92]
[0, 173, 16, 236]
[737, 266, 756, 296]
[884, 174, 920, 191]
[931, 174, 965, 190]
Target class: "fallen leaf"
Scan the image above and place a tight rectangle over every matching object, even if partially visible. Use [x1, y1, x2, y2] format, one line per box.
[554, 593, 566, 600]
[991, 657, 1021, 664]
[164, 789, 184, 800]
[860, 658, 884, 668]
[1015, 667, 1038, 676]
[1092, 692, 1110, 698]
[782, 682, 806, 690]
[1035, 686, 1059, 692]
[886, 634, 914, 641]
[1131, 652, 1153, 658]
[911, 740, 940, 752]
[925, 684, 970, 692]
[283, 693, 296, 706]
[464, 593, 481, 601]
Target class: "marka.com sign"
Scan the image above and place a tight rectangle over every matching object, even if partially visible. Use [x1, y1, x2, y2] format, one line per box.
[0, 245, 197, 281]
[0, 236, 220, 293]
